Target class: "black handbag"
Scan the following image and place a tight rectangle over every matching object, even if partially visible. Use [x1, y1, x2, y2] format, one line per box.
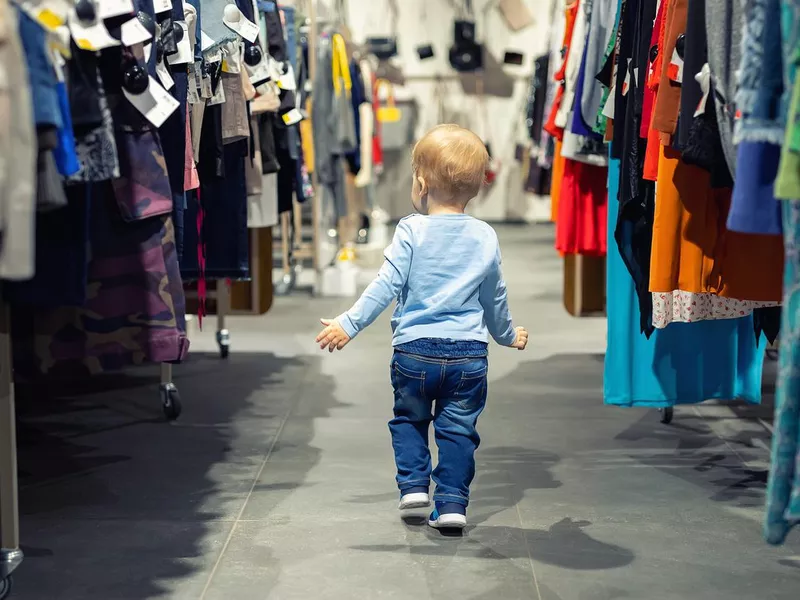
[449, 41, 483, 72]
[416, 44, 435, 60]
[366, 36, 398, 60]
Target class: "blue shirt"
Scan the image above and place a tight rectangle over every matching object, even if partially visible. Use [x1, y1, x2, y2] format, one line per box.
[338, 214, 516, 347]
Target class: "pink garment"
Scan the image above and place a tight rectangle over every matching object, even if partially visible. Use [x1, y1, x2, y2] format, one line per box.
[184, 102, 200, 191]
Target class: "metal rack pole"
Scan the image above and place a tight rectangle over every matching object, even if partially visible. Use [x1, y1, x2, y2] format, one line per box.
[0, 304, 22, 597]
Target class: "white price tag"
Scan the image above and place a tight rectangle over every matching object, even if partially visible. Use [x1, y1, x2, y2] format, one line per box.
[187, 74, 201, 103]
[200, 30, 215, 51]
[245, 55, 271, 86]
[68, 13, 120, 51]
[602, 84, 616, 119]
[668, 47, 684, 84]
[277, 63, 297, 91]
[208, 78, 226, 106]
[200, 73, 213, 98]
[694, 63, 711, 117]
[120, 17, 153, 47]
[167, 22, 192, 65]
[153, 0, 173, 14]
[123, 76, 180, 128]
[16, 1, 68, 31]
[156, 59, 175, 90]
[621, 58, 632, 96]
[222, 5, 260, 43]
[98, 0, 135, 19]
[281, 108, 304, 126]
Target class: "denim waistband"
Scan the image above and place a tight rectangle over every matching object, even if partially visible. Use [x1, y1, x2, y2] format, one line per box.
[395, 338, 488, 358]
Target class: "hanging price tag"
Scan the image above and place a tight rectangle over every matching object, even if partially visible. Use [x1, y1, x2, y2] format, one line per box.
[153, 0, 173, 13]
[120, 16, 153, 47]
[281, 108, 304, 126]
[68, 13, 120, 51]
[123, 76, 180, 128]
[602, 84, 616, 119]
[200, 30, 216, 52]
[200, 71, 213, 98]
[187, 73, 201, 104]
[98, 0, 135, 19]
[277, 63, 297, 91]
[694, 63, 711, 117]
[208, 78, 226, 106]
[222, 5, 260, 43]
[621, 59, 632, 97]
[167, 22, 192, 65]
[245, 55, 271, 87]
[156, 59, 175, 90]
[667, 47, 684, 84]
[16, 1, 68, 31]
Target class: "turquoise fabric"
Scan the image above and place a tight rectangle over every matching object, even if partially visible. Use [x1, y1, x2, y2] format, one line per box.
[765, 200, 800, 545]
[603, 156, 766, 407]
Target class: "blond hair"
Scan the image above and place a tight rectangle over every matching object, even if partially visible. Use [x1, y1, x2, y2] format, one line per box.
[411, 124, 488, 201]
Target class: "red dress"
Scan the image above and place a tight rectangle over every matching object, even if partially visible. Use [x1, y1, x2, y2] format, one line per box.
[555, 160, 608, 256]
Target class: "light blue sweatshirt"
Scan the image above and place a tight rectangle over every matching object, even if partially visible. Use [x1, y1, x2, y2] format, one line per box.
[338, 214, 516, 347]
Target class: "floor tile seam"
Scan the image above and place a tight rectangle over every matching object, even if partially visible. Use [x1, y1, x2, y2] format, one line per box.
[516, 503, 543, 600]
[198, 364, 313, 599]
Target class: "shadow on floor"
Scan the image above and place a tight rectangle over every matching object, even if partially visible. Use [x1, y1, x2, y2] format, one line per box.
[12, 350, 341, 599]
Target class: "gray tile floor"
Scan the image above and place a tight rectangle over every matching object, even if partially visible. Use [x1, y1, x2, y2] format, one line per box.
[11, 225, 800, 599]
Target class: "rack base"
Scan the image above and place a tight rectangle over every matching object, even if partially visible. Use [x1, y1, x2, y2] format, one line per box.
[0, 548, 22, 599]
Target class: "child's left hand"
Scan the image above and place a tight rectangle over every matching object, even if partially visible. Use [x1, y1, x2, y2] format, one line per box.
[316, 318, 351, 352]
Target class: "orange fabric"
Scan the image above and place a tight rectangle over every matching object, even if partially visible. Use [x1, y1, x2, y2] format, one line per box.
[652, 0, 688, 137]
[643, 109, 661, 181]
[550, 139, 566, 222]
[649, 147, 784, 301]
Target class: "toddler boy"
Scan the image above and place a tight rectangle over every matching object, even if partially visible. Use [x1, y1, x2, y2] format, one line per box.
[316, 124, 527, 529]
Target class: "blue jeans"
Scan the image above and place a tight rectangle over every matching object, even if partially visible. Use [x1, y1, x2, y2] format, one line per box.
[389, 351, 488, 507]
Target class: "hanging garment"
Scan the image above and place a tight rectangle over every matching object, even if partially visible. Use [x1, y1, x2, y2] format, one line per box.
[555, 159, 608, 256]
[678, 0, 707, 148]
[544, 0, 580, 140]
[705, 0, 742, 175]
[652, 291, 779, 329]
[728, 141, 783, 234]
[604, 155, 766, 407]
[549, 139, 566, 222]
[649, 146, 784, 302]
[765, 199, 800, 545]
[614, 0, 657, 336]
[581, 0, 617, 127]
[652, 0, 688, 139]
[200, 0, 240, 53]
[0, 0, 36, 281]
[4, 185, 90, 307]
[12, 183, 190, 376]
[556, 0, 589, 130]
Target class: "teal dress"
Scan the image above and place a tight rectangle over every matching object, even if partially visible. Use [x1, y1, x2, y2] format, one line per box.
[765, 199, 800, 545]
[604, 156, 766, 407]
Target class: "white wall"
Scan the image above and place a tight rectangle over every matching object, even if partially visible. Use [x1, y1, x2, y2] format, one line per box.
[315, 0, 555, 222]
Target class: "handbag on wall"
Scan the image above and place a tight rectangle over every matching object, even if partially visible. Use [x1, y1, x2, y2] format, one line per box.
[498, 0, 534, 32]
[366, 37, 398, 61]
[375, 79, 401, 124]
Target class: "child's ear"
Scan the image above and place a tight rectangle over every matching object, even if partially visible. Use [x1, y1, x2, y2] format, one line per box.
[417, 176, 428, 197]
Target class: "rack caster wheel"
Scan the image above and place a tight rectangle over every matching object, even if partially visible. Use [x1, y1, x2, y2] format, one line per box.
[659, 407, 674, 424]
[0, 575, 13, 600]
[160, 383, 182, 421]
[766, 348, 779, 361]
[216, 329, 230, 359]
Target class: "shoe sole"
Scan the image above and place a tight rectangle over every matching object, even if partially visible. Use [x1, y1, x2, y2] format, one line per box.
[399, 493, 431, 510]
[428, 514, 467, 529]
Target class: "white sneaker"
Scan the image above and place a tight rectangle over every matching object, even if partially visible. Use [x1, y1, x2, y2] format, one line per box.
[428, 509, 467, 529]
[399, 492, 431, 510]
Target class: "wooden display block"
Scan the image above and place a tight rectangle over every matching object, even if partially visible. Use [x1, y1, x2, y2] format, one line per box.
[185, 227, 273, 316]
[563, 253, 606, 317]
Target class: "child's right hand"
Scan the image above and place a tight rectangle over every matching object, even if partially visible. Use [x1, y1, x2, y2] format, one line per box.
[510, 326, 528, 350]
[316, 318, 351, 352]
